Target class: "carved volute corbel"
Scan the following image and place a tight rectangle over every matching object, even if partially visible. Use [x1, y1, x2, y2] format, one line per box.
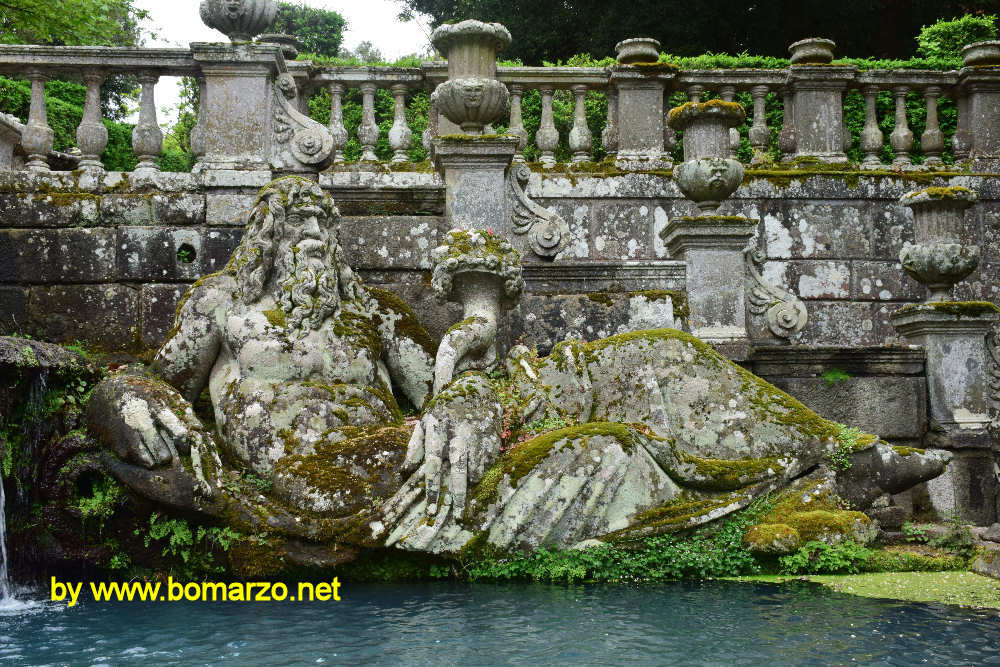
[746, 244, 808, 339]
[505, 163, 570, 259]
[271, 72, 334, 172]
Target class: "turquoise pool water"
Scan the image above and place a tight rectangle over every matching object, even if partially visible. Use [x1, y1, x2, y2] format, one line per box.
[1, 580, 998, 664]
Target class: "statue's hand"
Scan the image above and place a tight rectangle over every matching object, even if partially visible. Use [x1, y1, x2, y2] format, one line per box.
[433, 315, 497, 396]
[403, 372, 502, 515]
[88, 370, 204, 469]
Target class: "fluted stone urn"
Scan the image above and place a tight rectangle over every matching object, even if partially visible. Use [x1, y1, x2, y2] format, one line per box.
[899, 186, 980, 302]
[962, 41, 1000, 66]
[430, 20, 511, 134]
[200, 0, 277, 42]
[615, 38, 660, 64]
[668, 101, 746, 212]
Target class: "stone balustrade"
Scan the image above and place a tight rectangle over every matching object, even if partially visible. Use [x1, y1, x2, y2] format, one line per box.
[0, 42, 999, 173]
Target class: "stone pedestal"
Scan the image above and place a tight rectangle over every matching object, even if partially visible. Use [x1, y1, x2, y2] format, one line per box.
[191, 42, 282, 176]
[786, 66, 855, 163]
[660, 216, 757, 343]
[957, 68, 1000, 170]
[433, 136, 518, 233]
[892, 302, 1000, 524]
[610, 68, 675, 169]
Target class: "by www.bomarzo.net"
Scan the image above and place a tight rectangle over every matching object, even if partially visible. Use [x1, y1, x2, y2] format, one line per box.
[50, 577, 342, 606]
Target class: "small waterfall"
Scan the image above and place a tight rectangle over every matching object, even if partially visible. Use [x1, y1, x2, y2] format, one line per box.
[0, 470, 10, 600]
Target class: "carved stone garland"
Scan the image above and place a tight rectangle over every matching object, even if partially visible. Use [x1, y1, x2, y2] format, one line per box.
[746, 245, 808, 339]
[505, 163, 570, 259]
[271, 73, 335, 172]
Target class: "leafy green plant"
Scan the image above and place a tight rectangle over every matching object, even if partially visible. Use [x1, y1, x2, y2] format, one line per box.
[137, 513, 242, 579]
[930, 512, 975, 559]
[916, 14, 998, 60]
[821, 368, 851, 386]
[779, 540, 873, 575]
[902, 521, 929, 544]
[73, 475, 123, 523]
[826, 426, 862, 472]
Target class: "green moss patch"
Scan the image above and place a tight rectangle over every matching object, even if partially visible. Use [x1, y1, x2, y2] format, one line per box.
[807, 571, 1000, 608]
[898, 301, 1000, 318]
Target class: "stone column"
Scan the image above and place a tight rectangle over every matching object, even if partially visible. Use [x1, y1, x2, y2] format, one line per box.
[892, 304, 1000, 524]
[568, 84, 592, 163]
[327, 82, 348, 163]
[433, 135, 518, 233]
[785, 65, 855, 163]
[960, 41, 1000, 169]
[535, 87, 558, 167]
[859, 85, 883, 169]
[720, 85, 740, 159]
[76, 71, 108, 172]
[191, 42, 283, 176]
[778, 86, 797, 161]
[132, 72, 164, 175]
[602, 86, 619, 157]
[921, 86, 945, 167]
[952, 91, 971, 163]
[22, 70, 54, 172]
[748, 85, 770, 164]
[189, 76, 208, 161]
[889, 85, 913, 168]
[507, 84, 528, 162]
[610, 69, 674, 169]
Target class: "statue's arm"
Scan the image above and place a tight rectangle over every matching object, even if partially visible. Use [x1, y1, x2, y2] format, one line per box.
[152, 275, 230, 403]
[367, 287, 436, 409]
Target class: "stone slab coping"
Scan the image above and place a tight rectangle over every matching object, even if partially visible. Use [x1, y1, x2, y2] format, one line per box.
[523, 260, 686, 293]
[749, 345, 926, 377]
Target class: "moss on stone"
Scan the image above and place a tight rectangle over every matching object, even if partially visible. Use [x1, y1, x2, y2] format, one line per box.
[446, 316, 488, 335]
[897, 301, 1000, 318]
[627, 62, 682, 74]
[628, 290, 691, 321]
[586, 292, 614, 307]
[366, 285, 437, 357]
[892, 445, 927, 457]
[910, 185, 976, 199]
[605, 492, 745, 539]
[667, 100, 746, 129]
[228, 536, 289, 578]
[758, 481, 872, 544]
[262, 308, 287, 329]
[437, 133, 516, 142]
[676, 451, 784, 491]
[745, 166, 968, 190]
[744, 523, 800, 553]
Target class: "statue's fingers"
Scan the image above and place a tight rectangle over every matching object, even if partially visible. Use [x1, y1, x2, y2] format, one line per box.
[402, 419, 424, 473]
[424, 414, 444, 514]
[433, 343, 458, 396]
[155, 406, 190, 457]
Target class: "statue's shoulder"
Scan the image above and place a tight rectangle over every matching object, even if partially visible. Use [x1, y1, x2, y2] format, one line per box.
[177, 271, 238, 315]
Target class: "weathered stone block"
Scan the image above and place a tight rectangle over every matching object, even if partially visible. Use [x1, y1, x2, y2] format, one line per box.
[27, 284, 138, 348]
[140, 283, 188, 348]
[772, 202, 869, 258]
[851, 260, 923, 301]
[117, 227, 205, 281]
[796, 301, 877, 346]
[763, 260, 851, 300]
[0, 228, 115, 283]
[101, 193, 205, 226]
[341, 216, 443, 270]
[767, 377, 926, 441]
[0, 192, 101, 228]
[205, 192, 256, 227]
[535, 200, 590, 260]
[202, 227, 243, 273]
[0, 286, 28, 334]
[924, 449, 998, 525]
[592, 202, 651, 260]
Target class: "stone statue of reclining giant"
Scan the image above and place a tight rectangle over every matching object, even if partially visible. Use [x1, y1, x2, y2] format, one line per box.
[87, 176, 945, 568]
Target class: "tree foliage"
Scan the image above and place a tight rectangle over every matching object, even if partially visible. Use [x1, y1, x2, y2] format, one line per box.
[273, 1, 346, 57]
[0, 0, 148, 47]
[916, 13, 998, 59]
[399, 0, 1000, 64]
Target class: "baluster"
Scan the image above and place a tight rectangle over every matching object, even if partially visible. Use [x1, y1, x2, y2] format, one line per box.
[720, 85, 740, 158]
[328, 82, 348, 163]
[423, 93, 439, 155]
[602, 86, 619, 157]
[297, 83, 312, 115]
[508, 83, 528, 162]
[890, 85, 913, 168]
[953, 92, 971, 162]
[388, 83, 412, 163]
[778, 87, 796, 161]
[921, 85, 945, 168]
[536, 86, 558, 167]
[662, 88, 676, 160]
[748, 85, 769, 164]
[687, 84, 704, 103]
[22, 70, 53, 172]
[132, 73, 163, 173]
[76, 71, 108, 172]
[859, 85, 883, 169]
[568, 84, 592, 163]
[358, 82, 379, 161]
[190, 76, 208, 160]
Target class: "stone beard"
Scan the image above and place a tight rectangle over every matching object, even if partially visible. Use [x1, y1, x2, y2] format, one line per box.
[274, 236, 340, 334]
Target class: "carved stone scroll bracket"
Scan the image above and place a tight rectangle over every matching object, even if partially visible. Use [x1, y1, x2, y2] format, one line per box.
[270, 72, 334, 172]
[505, 163, 570, 259]
[746, 245, 808, 339]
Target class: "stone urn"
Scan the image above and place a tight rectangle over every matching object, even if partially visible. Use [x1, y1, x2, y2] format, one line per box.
[789, 38, 836, 64]
[199, 0, 277, 42]
[962, 41, 1000, 66]
[615, 38, 661, 64]
[899, 186, 980, 302]
[668, 101, 746, 212]
[430, 20, 511, 134]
